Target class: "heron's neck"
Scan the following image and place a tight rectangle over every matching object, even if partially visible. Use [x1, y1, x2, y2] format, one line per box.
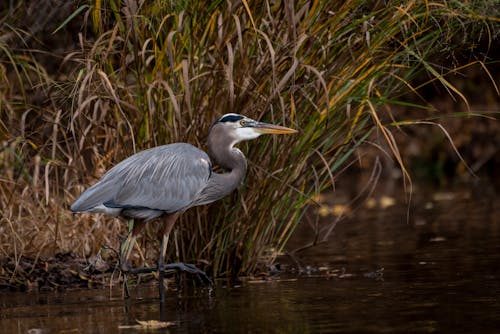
[207, 130, 247, 193]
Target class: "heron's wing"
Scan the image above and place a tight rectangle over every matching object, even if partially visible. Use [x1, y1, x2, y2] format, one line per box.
[71, 143, 211, 214]
[110, 144, 211, 212]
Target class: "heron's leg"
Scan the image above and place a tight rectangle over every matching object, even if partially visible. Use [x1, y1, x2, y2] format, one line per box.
[157, 214, 212, 286]
[120, 218, 147, 272]
[158, 213, 179, 302]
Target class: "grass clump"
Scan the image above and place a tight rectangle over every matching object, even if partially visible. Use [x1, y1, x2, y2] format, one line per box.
[0, 0, 498, 281]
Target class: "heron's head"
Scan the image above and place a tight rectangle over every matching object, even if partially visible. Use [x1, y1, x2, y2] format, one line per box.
[210, 113, 297, 145]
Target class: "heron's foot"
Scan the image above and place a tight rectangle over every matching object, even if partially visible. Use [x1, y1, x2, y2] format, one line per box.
[121, 263, 213, 286]
[161, 262, 213, 286]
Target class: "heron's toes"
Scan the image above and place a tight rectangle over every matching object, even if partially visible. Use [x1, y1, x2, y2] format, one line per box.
[161, 262, 213, 286]
[185, 264, 213, 286]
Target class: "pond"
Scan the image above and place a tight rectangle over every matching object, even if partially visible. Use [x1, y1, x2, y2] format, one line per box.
[1, 182, 499, 333]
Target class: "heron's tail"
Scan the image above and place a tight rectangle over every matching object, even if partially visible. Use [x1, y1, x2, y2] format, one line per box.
[71, 179, 116, 213]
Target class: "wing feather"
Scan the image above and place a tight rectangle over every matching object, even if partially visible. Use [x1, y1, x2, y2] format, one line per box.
[71, 143, 211, 215]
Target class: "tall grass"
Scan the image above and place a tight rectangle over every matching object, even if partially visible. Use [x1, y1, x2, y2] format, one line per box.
[1, 0, 498, 279]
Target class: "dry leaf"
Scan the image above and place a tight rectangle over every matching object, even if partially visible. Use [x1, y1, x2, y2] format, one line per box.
[379, 196, 395, 209]
[331, 204, 349, 216]
[118, 319, 176, 329]
[318, 206, 330, 217]
[365, 197, 377, 209]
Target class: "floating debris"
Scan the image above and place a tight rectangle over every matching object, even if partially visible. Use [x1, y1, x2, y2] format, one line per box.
[429, 236, 447, 242]
[119, 320, 176, 329]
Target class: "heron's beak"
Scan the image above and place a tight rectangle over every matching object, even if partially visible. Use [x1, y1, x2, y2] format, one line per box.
[253, 122, 298, 134]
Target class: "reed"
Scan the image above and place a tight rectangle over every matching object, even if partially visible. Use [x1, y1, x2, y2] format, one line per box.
[0, 0, 498, 280]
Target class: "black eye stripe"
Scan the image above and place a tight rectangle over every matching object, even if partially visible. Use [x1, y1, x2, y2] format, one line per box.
[218, 115, 244, 123]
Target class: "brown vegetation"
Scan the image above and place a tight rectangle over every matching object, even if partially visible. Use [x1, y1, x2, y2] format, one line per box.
[0, 0, 498, 288]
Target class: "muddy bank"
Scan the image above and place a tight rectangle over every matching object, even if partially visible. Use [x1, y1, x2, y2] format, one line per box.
[0, 253, 110, 291]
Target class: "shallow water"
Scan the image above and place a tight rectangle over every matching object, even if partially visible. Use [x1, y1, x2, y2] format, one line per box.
[1, 184, 499, 333]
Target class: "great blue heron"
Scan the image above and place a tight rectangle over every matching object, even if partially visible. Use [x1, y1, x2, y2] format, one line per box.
[71, 113, 297, 288]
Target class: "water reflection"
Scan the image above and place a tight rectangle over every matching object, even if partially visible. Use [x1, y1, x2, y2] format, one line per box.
[0, 185, 499, 333]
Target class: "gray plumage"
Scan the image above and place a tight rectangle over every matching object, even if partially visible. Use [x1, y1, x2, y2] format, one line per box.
[71, 143, 213, 220]
[71, 113, 297, 224]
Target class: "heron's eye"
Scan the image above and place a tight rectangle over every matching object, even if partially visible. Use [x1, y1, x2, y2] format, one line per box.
[240, 120, 247, 126]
